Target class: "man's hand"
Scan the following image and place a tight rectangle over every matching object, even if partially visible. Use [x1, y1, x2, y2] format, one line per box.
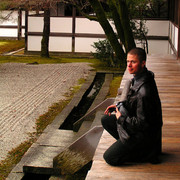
[115, 107, 121, 119]
[104, 105, 116, 116]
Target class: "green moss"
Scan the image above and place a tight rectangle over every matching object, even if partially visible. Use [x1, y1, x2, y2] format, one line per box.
[0, 138, 35, 180]
[0, 42, 8, 46]
[54, 149, 89, 175]
[106, 75, 122, 98]
[0, 40, 24, 54]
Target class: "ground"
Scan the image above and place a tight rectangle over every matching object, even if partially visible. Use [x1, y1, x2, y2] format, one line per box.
[0, 62, 92, 161]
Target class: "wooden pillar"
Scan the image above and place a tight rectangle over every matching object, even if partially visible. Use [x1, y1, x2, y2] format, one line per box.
[72, 6, 76, 53]
[17, 9, 22, 40]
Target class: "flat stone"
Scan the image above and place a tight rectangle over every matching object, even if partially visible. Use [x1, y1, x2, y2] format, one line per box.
[36, 129, 76, 147]
[23, 130, 77, 174]
[23, 145, 64, 174]
[6, 172, 24, 180]
[90, 110, 104, 128]
[53, 126, 104, 175]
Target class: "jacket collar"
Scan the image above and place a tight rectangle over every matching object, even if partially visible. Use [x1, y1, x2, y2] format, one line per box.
[131, 67, 154, 92]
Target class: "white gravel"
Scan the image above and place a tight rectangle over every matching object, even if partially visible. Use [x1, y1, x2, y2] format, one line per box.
[0, 62, 92, 161]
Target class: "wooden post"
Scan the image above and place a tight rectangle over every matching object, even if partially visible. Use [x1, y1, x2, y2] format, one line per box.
[25, 10, 28, 52]
[72, 6, 76, 53]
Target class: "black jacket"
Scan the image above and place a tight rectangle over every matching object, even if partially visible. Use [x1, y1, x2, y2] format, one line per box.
[118, 67, 163, 143]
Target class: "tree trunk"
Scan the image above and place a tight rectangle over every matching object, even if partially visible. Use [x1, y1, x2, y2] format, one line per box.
[107, 0, 125, 47]
[89, 0, 125, 66]
[114, 0, 136, 52]
[17, 9, 22, 40]
[41, 4, 50, 58]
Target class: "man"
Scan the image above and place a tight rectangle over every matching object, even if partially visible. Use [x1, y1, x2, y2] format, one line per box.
[101, 47, 162, 166]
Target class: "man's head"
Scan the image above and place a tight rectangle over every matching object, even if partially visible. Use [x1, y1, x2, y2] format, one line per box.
[127, 47, 146, 75]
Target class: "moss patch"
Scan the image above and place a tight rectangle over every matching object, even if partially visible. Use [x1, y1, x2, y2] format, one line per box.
[106, 75, 123, 98]
[0, 42, 8, 46]
[0, 40, 24, 54]
[0, 138, 35, 180]
[54, 149, 89, 175]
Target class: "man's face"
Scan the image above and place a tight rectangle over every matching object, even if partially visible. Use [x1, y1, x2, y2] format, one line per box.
[127, 53, 146, 75]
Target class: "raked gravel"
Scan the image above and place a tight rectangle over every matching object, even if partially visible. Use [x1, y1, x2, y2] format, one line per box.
[0, 62, 92, 161]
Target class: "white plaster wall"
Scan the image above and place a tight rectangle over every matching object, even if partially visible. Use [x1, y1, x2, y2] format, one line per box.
[0, 29, 17, 37]
[174, 26, 178, 51]
[28, 17, 43, 32]
[0, 11, 25, 37]
[28, 36, 72, 52]
[21, 11, 25, 26]
[0, 11, 18, 25]
[49, 37, 71, 52]
[51, 17, 72, 33]
[76, 18, 104, 34]
[28, 36, 42, 51]
[145, 20, 169, 36]
[169, 22, 178, 52]
[0, 11, 18, 37]
[22, 29, 25, 37]
[21, 11, 25, 37]
[136, 39, 169, 54]
[75, 38, 105, 52]
[26, 17, 176, 54]
[29, 11, 44, 15]
[148, 40, 169, 54]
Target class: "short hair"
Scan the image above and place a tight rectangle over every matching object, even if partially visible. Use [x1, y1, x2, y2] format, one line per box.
[128, 47, 146, 62]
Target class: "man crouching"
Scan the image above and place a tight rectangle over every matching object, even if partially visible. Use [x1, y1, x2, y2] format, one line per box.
[101, 47, 163, 166]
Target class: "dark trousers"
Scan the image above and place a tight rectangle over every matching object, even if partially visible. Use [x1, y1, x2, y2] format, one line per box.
[101, 114, 156, 166]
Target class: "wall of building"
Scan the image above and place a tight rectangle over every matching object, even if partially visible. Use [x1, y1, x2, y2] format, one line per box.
[27, 16, 107, 53]
[146, 20, 169, 36]
[0, 11, 25, 38]
[0, 11, 177, 56]
[169, 21, 179, 53]
[27, 16, 171, 54]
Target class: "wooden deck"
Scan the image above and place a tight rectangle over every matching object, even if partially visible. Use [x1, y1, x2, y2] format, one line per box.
[86, 55, 180, 180]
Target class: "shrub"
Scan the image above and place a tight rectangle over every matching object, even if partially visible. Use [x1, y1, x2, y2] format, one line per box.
[92, 39, 116, 67]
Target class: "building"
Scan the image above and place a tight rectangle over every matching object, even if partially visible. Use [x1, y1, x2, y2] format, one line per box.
[0, 0, 179, 59]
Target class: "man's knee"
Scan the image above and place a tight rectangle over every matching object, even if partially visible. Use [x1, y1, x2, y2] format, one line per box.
[103, 150, 123, 166]
[101, 115, 108, 127]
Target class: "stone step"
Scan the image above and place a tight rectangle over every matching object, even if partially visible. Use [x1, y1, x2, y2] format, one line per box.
[87, 73, 113, 113]
[22, 129, 77, 175]
[90, 110, 104, 129]
[77, 121, 92, 137]
[73, 97, 115, 132]
[53, 126, 104, 175]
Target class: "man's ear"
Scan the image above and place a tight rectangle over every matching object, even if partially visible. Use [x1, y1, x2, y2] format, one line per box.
[141, 60, 146, 67]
